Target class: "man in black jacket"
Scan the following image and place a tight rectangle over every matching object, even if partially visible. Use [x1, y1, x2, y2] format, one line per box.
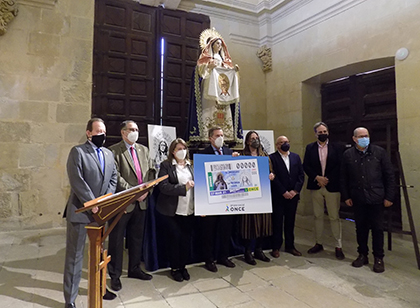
[303, 122, 344, 260]
[341, 127, 395, 273]
[200, 127, 239, 272]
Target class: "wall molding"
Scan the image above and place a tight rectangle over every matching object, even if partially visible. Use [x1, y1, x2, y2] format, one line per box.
[180, 0, 367, 48]
[17, 0, 56, 9]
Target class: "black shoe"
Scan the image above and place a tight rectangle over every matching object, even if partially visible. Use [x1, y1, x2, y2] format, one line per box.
[103, 289, 117, 300]
[254, 249, 270, 262]
[285, 248, 302, 257]
[110, 277, 122, 291]
[65, 304, 76, 308]
[205, 261, 218, 272]
[218, 258, 236, 268]
[373, 257, 385, 273]
[335, 248, 345, 260]
[244, 251, 256, 265]
[128, 268, 153, 280]
[352, 254, 369, 267]
[307, 243, 324, 254]
[171, 269, 184, 282]
[181, 268, 190, 281]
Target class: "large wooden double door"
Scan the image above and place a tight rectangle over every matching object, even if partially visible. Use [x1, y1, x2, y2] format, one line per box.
[92, 0, 209, 146]
[321, 67, 401, 229]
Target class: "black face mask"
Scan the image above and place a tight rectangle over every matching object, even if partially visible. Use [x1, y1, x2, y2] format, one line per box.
[91, 134, 106, 148]
[251, 139, 260, 149]
[280, 142, 290, 152]
[317, 134, 328, 142]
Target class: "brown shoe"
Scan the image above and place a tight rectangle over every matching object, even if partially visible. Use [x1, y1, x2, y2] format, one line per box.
[270, 249, 280, 258]
[285, 248, 302, 256]
[307, 243, 324, 254]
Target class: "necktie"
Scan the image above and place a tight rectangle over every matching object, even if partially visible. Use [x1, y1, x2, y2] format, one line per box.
[217, 148, 222, 155]
[96, 148, 105, 173]
[130, 146, 143, 184]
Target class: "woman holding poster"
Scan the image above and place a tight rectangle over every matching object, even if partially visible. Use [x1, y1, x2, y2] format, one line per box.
[156, 138, 195, 282]
[240, 131, 274, 265]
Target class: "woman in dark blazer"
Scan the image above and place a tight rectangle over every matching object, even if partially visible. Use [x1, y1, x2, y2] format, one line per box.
[156, 138, 195, 282]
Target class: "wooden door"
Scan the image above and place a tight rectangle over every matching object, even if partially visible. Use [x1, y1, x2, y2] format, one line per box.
[92, 0, 157, 146]
[92, 0, 210, 146]
[321, 67, 401, 229]
[158, 8, 209, 135]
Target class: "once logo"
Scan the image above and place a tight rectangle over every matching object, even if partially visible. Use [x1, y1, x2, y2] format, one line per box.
[228, 205, 245, 212]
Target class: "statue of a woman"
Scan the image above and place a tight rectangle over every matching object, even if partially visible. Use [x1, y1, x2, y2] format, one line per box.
[186, 28, 243, 145]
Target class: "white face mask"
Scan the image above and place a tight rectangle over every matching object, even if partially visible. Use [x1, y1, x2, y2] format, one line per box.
[214, 136, 224, 148]
[175, 149, 187, 160]
[127, 131, 138, 144]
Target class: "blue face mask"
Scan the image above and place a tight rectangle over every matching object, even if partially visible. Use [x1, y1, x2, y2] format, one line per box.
[357, 137, 370, 148]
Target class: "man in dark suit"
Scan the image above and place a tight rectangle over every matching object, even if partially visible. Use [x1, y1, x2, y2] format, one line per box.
[341, 127, 394, 273]
[63, 118, 117, 308]
[107, 120, 155, 292]
[303, 122, 344, 260]
[269, 135, 304, 258]
[200, 126, 239, 272]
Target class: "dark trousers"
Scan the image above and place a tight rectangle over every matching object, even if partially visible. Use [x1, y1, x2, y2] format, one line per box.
[271, 197, 298, 250]
[201, 215, 233, 262]
[243, 238, 264, 252]
[159, 213, 194, 270]
[108, 204, 146, 279]
[353, 203, 385, 258]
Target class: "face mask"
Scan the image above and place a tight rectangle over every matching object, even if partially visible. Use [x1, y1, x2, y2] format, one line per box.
[91, 134, 106, 148]
[357, 137, 370, 148]
[251, 139, 260, 149]
[175, 149, 187, 160]
[214, 136, 224, 148]
[127, 131, 138, 144]
[280, 142, 290, 152]
[317, 134, 328, 142]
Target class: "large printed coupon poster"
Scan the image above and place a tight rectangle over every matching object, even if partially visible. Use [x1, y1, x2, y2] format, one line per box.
[194, 154, 272, 215]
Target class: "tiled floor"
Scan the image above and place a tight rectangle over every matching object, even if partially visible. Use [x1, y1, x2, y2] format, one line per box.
[1, 215, 420, 308]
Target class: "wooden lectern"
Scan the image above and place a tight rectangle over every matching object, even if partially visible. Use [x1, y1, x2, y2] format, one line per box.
[75, 175, 168, 308]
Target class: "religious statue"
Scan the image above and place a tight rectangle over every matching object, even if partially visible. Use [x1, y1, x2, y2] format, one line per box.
[186, 28, 243, 145]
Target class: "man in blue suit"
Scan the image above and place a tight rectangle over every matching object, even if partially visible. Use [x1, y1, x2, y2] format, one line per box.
[269, 135, 304, 258]
[63, 118, 118, 308]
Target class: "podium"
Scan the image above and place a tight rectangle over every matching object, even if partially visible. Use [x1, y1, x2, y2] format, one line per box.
[75, 175, 168, 308]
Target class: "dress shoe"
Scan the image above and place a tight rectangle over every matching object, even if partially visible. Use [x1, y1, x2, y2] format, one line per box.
[128, 268, 153, 280]
[335, 247, 345, 260]
[110, 277, 122, 291]
[171, 269, 184, 282]
[103, 289, 117, 300]
[254, 249, 270, 262]
[270, 249, 280, 258]
[181, 268, 190, 281]
[218, 258, 236, 268]
[307, 243, 324, 254]
[373, 257, 385, 273]
[244, 251, 256, 265]
[352, 254, 369, 268]
[285, 248, 302, 256]
[205, 261, 218, 272]
[65, 304, 76, 308]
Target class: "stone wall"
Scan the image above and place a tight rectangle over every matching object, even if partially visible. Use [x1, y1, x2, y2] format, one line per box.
[0, 0, 94, 230]
[266, 0, 420, 226]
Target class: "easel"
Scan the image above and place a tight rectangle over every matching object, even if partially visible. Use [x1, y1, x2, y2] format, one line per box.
[75, 175, 168, 308]
[386, 152, 420, 269]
